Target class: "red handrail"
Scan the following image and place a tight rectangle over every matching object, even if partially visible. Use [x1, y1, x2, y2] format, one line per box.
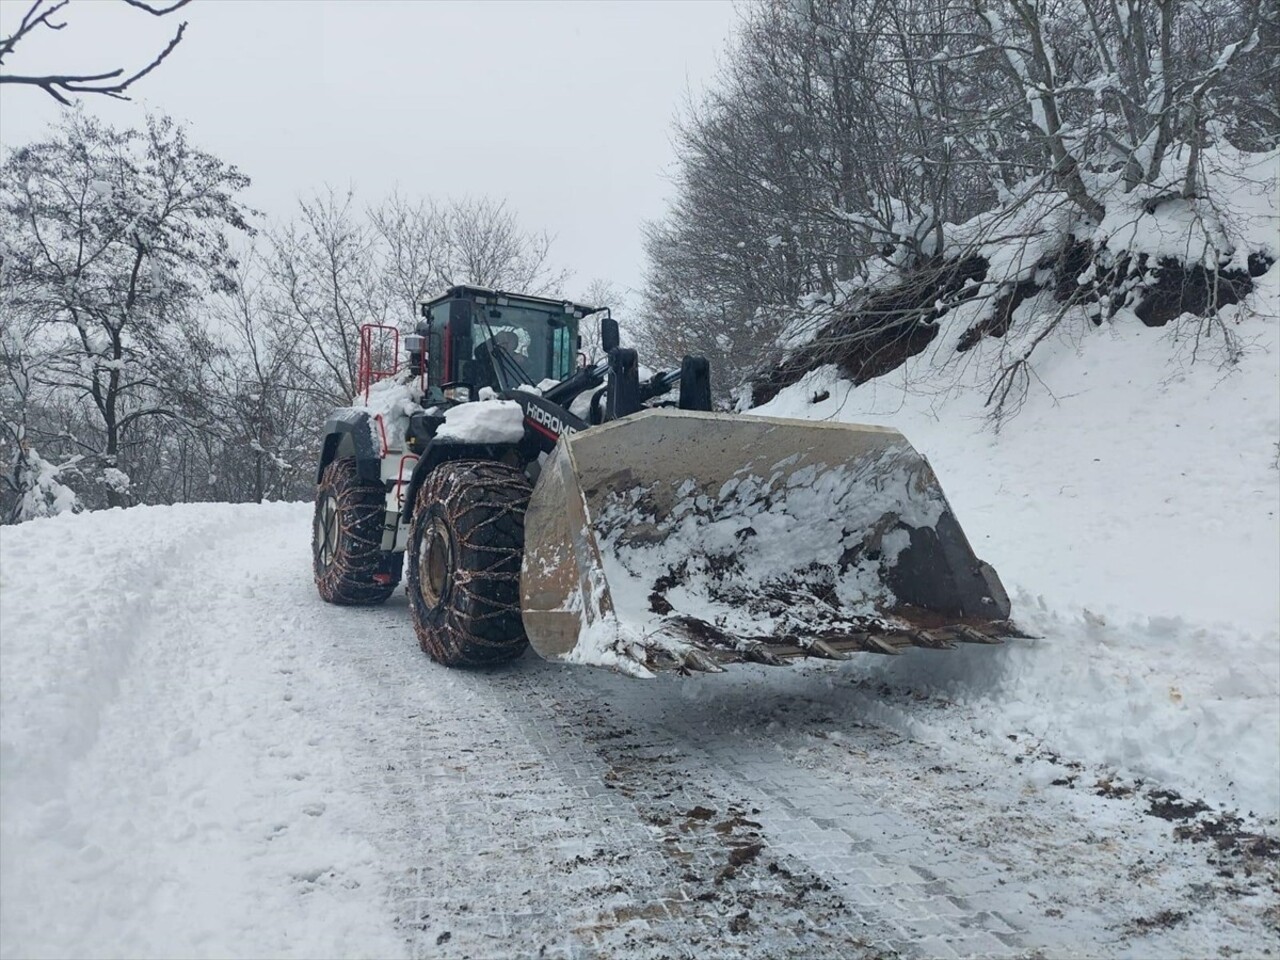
[357, 324, 400, 402]
[395, 454, 419, 509]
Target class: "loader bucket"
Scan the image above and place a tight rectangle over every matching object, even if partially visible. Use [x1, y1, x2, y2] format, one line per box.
[520, 409, 1012, 676]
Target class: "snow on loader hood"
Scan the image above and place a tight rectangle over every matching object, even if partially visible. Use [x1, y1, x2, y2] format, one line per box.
[435, 399, 526, 445]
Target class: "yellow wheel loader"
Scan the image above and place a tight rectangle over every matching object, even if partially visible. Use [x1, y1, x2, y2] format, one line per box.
[313, 286, 1014, 677]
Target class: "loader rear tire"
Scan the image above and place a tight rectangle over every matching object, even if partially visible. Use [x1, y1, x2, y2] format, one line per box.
[407, 460, 531, 667]
[313, 457, 400, 605]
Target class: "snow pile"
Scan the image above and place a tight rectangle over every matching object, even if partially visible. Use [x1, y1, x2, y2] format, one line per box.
[353, 371, 424, 452]
[748, 151, 1279, 816]
[1087, 144, 1275, 273]
[592, 445, 947, 643]
[101, 467, 130, 494]
[568, 384, 605, 421]
[434, 399, 525, 444]
[946, 142, 1277, 336]
[511, 378, 563, 396]
[559, 562, 653, 680]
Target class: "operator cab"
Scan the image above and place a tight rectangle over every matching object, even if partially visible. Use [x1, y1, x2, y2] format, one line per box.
[419, 286, 599, 398]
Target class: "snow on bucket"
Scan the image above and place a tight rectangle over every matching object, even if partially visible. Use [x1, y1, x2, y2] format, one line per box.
[520, 409, 1011, 675]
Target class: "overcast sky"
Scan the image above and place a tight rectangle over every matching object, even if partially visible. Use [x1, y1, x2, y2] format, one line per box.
[0, 0, 738, 308]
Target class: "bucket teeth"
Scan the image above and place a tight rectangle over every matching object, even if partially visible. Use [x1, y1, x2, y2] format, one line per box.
[742, 643, 791, 667]
[955, 624, 1004, 645]
[680, 648, 726, 674]
[912, 629, 958, 650]
[864, 635, 903, 656]
[807, 639, 855, 661]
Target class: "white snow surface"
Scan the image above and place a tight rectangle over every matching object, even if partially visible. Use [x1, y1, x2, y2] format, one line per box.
[751, 265, 1280, 817]
[0, 504, 404, 959]
[1, 473, 1276, 956]
[434, 399, 526, 444]
[590, 447, 948, 646]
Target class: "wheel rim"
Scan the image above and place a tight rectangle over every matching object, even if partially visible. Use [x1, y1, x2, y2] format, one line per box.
[316, 496, 338, 568]
[418, 517, 453, 609]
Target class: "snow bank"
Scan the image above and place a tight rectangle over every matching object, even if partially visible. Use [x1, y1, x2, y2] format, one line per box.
[751, 179, 1280, 815]
[435, 399, 525, 444]
[0, 503, 405, 959]
[854, 598, 1280, 821]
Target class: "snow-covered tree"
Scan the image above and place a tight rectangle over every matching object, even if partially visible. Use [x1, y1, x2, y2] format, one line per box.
[641, 0, 1273, 402]
[0, 317, 83, 521]
[0, 111, 253, 508]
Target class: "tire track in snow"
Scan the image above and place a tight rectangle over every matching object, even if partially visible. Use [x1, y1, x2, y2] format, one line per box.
[330, 601, 880, 958]
[526, 667, 1036, 960]
[556, 663, 1278, 959]
[264, 500, 1275, 960]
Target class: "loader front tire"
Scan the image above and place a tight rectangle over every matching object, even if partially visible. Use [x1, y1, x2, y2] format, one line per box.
[313, 457, 400, 605]
[407, 460, 531, 667]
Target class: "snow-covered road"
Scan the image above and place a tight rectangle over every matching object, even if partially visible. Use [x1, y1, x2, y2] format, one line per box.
[2, 501, 1275, 959]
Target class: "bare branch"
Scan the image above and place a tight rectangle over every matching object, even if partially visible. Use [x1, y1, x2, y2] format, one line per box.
[0, 0, 188, 103]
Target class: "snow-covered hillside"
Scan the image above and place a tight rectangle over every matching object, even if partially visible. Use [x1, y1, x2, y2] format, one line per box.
[750, 153, 1280, 821]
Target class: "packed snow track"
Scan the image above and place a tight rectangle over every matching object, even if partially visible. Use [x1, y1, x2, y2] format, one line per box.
[2, 502, 1276, 959]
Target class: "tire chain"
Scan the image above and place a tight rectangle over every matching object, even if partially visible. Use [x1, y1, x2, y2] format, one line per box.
[314, 457, 400, 605]
[408, 460, 531, 667]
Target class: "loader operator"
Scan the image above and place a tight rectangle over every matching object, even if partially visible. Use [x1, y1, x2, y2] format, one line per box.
[476, 330, 532, 386]
[492, 330, 527, 365]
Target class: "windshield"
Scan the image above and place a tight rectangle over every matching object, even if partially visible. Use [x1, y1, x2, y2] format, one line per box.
[425, 297, 580, 393]
[473, 302, 578, 387]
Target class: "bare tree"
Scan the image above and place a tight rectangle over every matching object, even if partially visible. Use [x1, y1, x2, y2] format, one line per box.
[204, 250, 320, 503]
[268, 188, 570, 405]
[575, 278, 624, 360]
[370, 191, 448, 322]
[438, 197, 569, 295]
[266, 188, 387, 406]
[0, 0, 190, 105]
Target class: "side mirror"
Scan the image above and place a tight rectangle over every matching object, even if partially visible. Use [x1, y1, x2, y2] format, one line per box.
[601, 316, 620, 353]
